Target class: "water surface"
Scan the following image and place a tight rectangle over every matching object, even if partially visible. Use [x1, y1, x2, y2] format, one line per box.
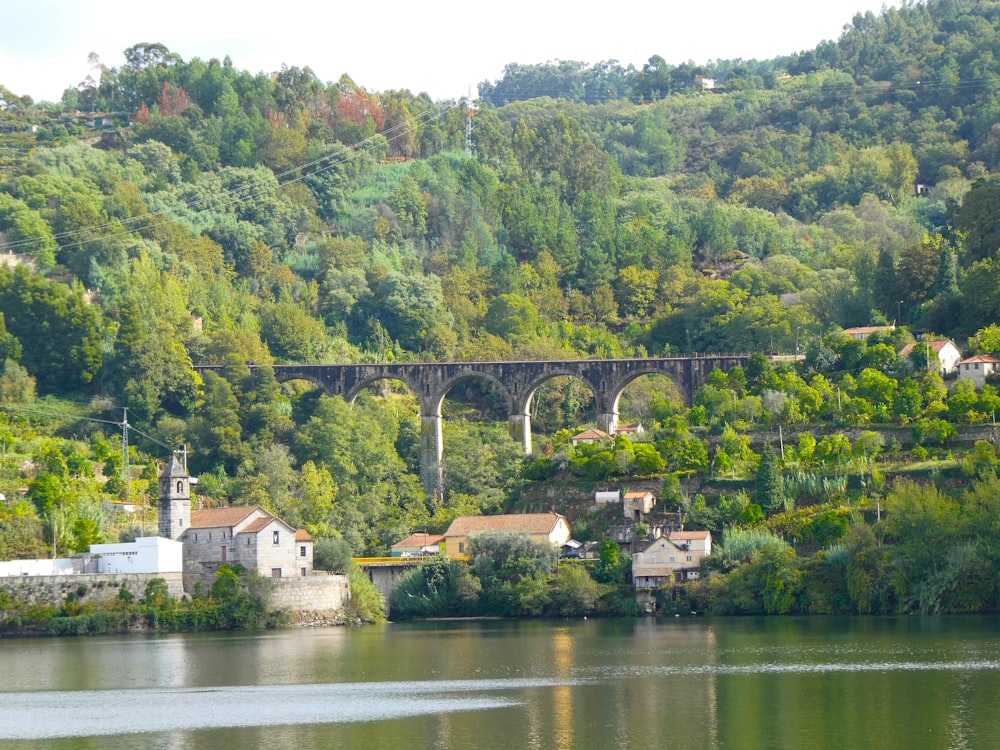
[2, 616, 999, 749]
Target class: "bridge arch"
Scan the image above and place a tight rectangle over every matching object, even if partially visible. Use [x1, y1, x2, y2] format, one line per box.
[192, 355, 750, 500]
[342, 373, 423, 405]
[512, 370, 601, 453]
[603, 368, 689, 433]
[422, 371, 516, 503]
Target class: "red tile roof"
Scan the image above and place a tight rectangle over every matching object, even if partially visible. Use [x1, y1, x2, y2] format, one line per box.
[961, 354, 1000, 364]
[669, 530, 710, 540]
[898, 340, 956, 356]
[392, 533, 444, 549]
[444, 513, 568, 537]
[295, 529, 314, 542]
[842, 325, 895, 336]
[241, 517, 273, 534]
[571, 428, 609, 441]
[190, 506, 268, 529]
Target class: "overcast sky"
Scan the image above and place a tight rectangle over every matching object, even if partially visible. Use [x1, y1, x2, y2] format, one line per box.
[2, 0, 899, 103]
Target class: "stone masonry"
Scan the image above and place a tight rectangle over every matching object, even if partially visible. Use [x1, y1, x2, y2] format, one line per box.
[195, 355, 749, 500]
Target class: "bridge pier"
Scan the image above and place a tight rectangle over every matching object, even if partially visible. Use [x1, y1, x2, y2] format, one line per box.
[597, 410, 619, 436]
[509, 412, 533, 455]
[193, 356, 752, 503]
[420, 413, 444, 502]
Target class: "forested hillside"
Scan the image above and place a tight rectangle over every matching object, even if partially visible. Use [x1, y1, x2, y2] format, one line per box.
[3, 1, 1000, 610]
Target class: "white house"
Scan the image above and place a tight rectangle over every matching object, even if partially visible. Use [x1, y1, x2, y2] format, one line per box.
[613, 423, 645, 437]
[0, 557, 76, 577]
[571, 428, 609, 446]
[957, 354, 1000, 388]
[898, 339, 961, 376]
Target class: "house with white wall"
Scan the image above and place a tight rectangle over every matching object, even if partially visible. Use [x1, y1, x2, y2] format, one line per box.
[957, 354, 1000, 388]
[898, 339, 961, 376]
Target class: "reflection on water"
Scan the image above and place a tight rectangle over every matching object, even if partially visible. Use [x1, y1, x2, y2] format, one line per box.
[3, 617, 1000, 749]
[0, 680, 555, 739]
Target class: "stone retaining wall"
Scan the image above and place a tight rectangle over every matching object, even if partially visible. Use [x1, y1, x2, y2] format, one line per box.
[268, 573, 350, 623]
[0, 572, 185, 607]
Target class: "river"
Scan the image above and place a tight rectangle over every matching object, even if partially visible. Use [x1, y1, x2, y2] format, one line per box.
[2, 616, 1000, 749]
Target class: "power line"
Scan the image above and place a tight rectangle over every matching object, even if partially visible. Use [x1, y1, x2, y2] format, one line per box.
[0, 101, 451, 257]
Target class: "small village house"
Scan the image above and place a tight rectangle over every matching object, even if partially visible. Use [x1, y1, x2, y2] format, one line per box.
[632, 530, 712, 588]
[442, 513, 571, 557]
[594, 490, 620, 505]
[957, 354, 1000, 388]
[391, 532, 444, 557]
[570, 428, 609, 446]
[623, 490, 656, 519]
[185, 507, 308, 579]
[842, 325, 895, 341]
[613, 423, 644, 437]
[898, 339, 961, 376]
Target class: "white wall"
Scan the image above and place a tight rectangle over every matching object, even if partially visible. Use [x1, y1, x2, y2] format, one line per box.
[90, 537, 183, 574]
[0, 558, 75, 577]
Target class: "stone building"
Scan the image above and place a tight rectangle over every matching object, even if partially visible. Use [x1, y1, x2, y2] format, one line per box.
[157, 457, 314, 584]
[632, 530, 713, 588]
[158, 455, 191, 540]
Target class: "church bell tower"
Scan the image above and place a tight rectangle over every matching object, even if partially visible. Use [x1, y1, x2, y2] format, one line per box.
[158, 453, 191, 540]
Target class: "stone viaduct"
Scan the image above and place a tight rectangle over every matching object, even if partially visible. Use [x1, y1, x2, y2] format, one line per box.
[194, 355, 748, 500]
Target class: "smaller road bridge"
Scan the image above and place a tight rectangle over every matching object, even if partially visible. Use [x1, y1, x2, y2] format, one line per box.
[195, 355, 748, 499]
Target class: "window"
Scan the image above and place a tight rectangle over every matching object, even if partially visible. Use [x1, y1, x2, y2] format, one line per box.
[686, 555, 692, 562]
[300, 567, 306, 577]
[669, 556, 675, 562]
[300, 545, 307, 557]
[176, 480, 183, 494]
[271, 568, 281, 578]
[459, 542, 465, 553]
[273, 530, 280, 544]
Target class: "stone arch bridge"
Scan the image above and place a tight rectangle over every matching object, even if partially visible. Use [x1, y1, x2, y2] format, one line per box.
[194, 355, 748, 500]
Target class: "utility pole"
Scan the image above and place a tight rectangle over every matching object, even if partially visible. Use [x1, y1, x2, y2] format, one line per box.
[465, 87, 474, 156]
[121, 407, 130, 504]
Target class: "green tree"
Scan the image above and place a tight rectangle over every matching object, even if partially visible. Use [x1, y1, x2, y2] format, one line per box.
[594, 538, 629, 584]
[754, 443, 786, 513]
[0, 267, 103, 393]
[390, 555, 480, 619]
[470, 531, 557, 616]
